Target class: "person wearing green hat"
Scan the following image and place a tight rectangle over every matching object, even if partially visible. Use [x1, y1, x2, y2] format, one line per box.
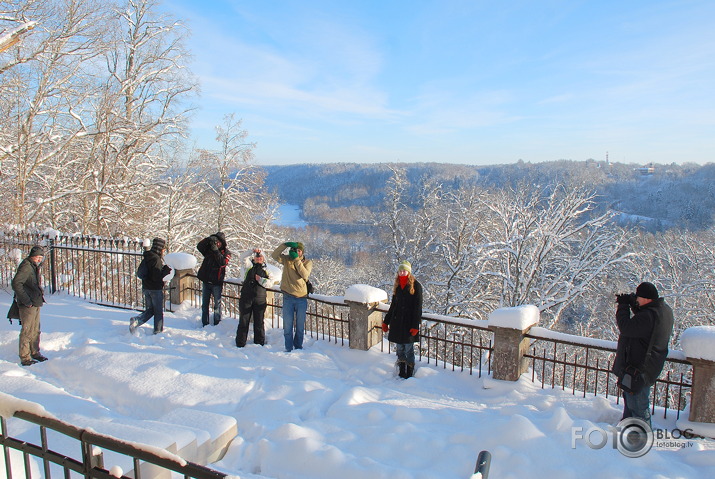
[272, 241, 313, 351]
[382, 260, 422, 378]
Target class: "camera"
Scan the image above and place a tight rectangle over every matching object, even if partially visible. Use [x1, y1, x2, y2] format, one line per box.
[255, 251, 261, 258]
[616, 293, 637, 305]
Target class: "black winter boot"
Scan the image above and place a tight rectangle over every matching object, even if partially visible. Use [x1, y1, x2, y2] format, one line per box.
[405, 363, 415, 378]
[397, 360, 407, 378]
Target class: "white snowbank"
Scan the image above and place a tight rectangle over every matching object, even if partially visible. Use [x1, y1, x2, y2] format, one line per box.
[488, 305, 540, 330]
[0, 391, 52, 419]
[164, 252, 197, 270]
[344, 284, 388, 304]
[0, 293, 713, 479]
[681, 326, 715, 361]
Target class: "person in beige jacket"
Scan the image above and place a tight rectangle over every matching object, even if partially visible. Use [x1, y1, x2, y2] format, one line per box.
[272, 241, 313, 351]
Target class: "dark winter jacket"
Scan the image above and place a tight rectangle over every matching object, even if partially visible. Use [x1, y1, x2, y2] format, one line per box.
[384, 279, 423, 344]
[612, 297, 674, 386]
[141, 248, 172, 291]
[11, 258, 45, 308]
[239, 262, 270, 310]
[197, 233, 231, 285]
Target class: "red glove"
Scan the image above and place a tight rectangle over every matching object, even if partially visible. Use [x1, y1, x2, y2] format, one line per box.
[410, 328, 419, 336]
[381, 323, 389, 333]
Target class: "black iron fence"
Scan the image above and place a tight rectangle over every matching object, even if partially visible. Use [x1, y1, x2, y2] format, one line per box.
[1, 231, 147, 310]
[525, 328, 691, 419]
[0, 409, 226, 479]
[1, 230, 693, 421]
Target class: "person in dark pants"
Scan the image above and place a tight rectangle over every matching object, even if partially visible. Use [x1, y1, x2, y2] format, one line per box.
[382, 260, 422, 379]
[612, 281, 674, 427]
[130, 238, 172, 334]
[10, 246, 47, 366]
[236, 249, 273, 347]
[197, 232, 231, 326]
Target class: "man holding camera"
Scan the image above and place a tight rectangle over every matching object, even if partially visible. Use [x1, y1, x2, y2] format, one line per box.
[197, 232, 231, 326]
[612, 282, 674, 426]
[272, 241, 312, 352]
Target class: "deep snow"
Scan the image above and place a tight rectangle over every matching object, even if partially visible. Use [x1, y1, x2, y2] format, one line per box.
[1, 291, 714, 479]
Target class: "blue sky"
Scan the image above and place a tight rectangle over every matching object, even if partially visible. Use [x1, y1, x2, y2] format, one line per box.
[164, 0, 715, 165]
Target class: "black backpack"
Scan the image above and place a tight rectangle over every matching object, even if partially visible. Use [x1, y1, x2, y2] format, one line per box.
[136, 259, 148, 280]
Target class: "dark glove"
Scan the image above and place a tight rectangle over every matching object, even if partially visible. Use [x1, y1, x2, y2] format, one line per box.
[410, 328, 419, 336]
[285, 241, 299, 249]
[616, 293, 636, 306]
[381, 322, 389, 333]
[289, 248, 299, 259]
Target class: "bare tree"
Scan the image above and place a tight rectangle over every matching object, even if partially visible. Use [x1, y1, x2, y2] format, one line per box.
[0, 0, 108, 227]
[76, 0, 196, 235]
[196, 113, 280, 250]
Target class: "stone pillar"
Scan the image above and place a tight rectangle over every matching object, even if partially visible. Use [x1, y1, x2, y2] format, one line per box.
[680, 325, 715, 424]
[687, 358, 715, 423]
[169, 269, 194, 305]
[345, 300, 385, 351]
[488, 325, 533, 381]
[487, 305, 540, 381]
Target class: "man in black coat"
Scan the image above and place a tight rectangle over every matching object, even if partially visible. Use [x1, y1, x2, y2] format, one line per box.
[236, 249, 271, 347]
[197, 232, 231, 326]
[10, 246, 47, 366]
[130, 238, 172, 334]
[612, 282, 674, 427]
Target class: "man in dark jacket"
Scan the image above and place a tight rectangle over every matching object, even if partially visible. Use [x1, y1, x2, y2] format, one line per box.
[612, 282, 674, 426]
[11, 246, 47, 366]
[236, 249, 271, 347]
[130, 238, 172, 334]
[197, 232, 231, 326]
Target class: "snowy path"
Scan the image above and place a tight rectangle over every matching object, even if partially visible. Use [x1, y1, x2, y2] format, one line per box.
[1, 292, 714, 479]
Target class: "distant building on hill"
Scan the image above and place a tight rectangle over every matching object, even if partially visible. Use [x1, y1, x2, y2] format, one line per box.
[637, 163, 655, 176]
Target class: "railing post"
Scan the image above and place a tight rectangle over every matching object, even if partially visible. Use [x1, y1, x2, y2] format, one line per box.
[48, 236, 57, 294]
[170, 269, 194, 305]
[487, 305, 540, 381]
[681, 326, 715, 425]
[345, 300, 385, 351]
[344, 284, 388, 351]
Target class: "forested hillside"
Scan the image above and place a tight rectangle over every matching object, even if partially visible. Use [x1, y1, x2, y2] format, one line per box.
[264, 160, 715, 232]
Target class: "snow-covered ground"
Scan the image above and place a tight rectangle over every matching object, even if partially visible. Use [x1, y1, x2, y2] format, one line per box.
[1, 291, 714, 479]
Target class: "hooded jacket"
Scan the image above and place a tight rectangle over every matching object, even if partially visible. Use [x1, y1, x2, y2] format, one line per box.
[239, 251, 271, 308]
[612, 297, 674, 386]
[197, 232, 231, 284]
[12, 257, 45, 308]
[271, 244, 312, 298]
[141, 246, 172, 291]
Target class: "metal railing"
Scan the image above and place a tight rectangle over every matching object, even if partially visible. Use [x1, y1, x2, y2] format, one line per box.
[1, 231, 148, 311]
[525, 328, 691, 419]
[0, 409, 225, 479]
[1, 230, 692, 420]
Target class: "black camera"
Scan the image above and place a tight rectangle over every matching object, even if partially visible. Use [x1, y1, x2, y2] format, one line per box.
[255, 251, 261, 258]
[616, 293, 637, 305]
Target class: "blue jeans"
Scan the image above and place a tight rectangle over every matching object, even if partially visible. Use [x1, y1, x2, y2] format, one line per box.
[395, 343, 415, 364]
[282, 293, 307, 351]
[134, 289, 165, 333]
[623, 385, 652, 427]
[201, 282, 223, 326]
